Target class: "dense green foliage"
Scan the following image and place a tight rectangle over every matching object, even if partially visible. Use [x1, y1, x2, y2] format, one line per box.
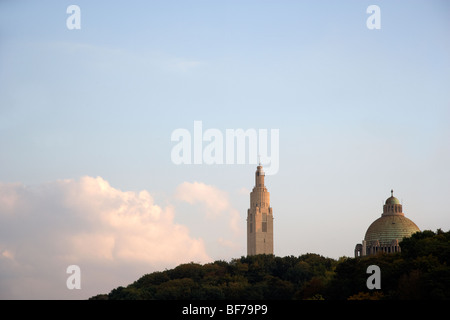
[91, 230, 450, 300]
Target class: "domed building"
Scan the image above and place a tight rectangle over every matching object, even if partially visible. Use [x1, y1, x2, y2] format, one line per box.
[355, 190, 420, 257]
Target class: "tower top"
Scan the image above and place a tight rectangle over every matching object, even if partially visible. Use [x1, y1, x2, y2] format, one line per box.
[256, 164, 265, 175]
[255, 164, 265, 188]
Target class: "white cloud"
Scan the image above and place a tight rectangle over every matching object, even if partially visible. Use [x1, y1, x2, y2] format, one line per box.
[168, 58, 204, 72]
[174, 181, 229, 217]
[174, 181, 242, 234]
[173, 181, 245, 260]
[0, 176, 210, 299]
[237, 187, 250, 196]
[44, 41, 204, 74]
[1, 249, 15, 261]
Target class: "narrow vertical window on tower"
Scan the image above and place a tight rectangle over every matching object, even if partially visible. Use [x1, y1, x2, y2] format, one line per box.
[262, 213, 267, 232]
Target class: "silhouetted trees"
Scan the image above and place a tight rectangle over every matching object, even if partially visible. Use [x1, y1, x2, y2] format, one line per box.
[325, 229, 450, 300]
[90, 229, 450, 300]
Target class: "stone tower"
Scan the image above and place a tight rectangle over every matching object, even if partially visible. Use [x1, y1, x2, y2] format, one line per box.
[247, 164, 274, 255]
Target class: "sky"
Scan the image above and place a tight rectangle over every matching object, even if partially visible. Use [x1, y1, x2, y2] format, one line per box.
[0, 0, 449, 299]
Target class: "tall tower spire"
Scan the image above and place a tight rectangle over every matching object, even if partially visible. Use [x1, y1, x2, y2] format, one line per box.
[247, 164, 274, 256]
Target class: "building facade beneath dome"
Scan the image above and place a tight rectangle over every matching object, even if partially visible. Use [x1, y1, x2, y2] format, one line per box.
[355, 190, 420, 257]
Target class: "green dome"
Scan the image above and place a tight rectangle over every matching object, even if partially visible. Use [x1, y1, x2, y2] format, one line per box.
[385, 196, 400, 205]
[385, 190, 400, 205]
[364, 215, 420, 246]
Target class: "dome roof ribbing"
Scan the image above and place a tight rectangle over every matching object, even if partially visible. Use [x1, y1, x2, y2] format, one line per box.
[364, 215, 420, 246]
[364, 190, 420, 246]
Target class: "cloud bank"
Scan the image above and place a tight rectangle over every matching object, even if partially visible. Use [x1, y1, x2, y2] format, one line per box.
[0, 176, 211, 299]
[174, 181, 242, 235]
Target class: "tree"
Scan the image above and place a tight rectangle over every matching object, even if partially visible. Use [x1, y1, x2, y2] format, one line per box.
[90, 230, 450, 300]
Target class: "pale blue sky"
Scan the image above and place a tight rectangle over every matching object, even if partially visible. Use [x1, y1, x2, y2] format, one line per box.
[0, 0, 449, 298]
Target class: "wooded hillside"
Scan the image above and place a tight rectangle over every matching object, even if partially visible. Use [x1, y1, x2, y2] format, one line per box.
[90, 229, 450, 300]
